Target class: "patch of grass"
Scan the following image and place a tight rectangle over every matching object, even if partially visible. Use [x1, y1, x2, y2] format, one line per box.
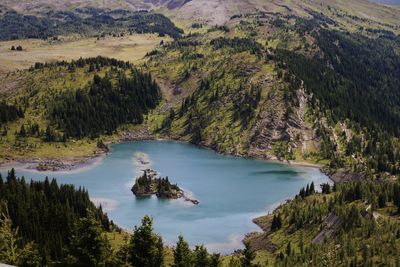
[0, 34, 169, 74]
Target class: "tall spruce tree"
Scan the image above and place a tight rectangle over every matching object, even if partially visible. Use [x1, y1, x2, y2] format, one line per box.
[66, 210, 113, 267]
[173, 235, 193, 267]
[194, 245, 209, 267]
[129, 215, 164, 267]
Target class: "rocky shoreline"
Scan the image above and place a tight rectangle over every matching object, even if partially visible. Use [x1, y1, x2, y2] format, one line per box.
[131, 169, 199, 205]
[0, 132, 358, 186]
[0, 125, 363, 187]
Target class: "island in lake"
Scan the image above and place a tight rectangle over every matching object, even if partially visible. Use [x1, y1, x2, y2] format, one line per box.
[131, 169, 199, 205]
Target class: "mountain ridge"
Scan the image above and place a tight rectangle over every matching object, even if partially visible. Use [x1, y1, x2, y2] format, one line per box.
[1, 0, 400, 27]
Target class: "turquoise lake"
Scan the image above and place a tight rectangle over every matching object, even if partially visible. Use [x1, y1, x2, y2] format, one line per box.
[3, 141, 331, 253]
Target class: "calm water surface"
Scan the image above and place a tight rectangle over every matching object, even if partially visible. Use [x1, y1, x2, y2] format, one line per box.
[4, 141, 331, 253]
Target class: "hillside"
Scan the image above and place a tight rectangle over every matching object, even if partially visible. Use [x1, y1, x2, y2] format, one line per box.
[0, 0, 400, 266]
[0, 0, 399, 175]
[2, 0, 400, 31]
[144, 9, 400, 179]
[245, 180, 400, 266]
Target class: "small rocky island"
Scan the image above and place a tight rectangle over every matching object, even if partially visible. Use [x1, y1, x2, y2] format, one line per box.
[131, 169, 199, 205]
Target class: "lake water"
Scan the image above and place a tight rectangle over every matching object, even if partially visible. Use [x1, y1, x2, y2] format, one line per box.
[2, 140, 331, 253]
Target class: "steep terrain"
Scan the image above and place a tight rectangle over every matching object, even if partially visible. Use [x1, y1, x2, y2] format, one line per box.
[1, 0, 399, 177]
[0, 0, 400, 266]
[2, 0, 399, 30]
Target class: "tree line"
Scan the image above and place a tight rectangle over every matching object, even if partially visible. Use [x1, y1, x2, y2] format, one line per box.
[0, 169, 111, 265]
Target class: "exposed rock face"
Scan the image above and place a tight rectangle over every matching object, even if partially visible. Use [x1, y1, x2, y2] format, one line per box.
[247, 86, 318, 159]
[325, 169, 365, 184]
[312, 213, 341, 244]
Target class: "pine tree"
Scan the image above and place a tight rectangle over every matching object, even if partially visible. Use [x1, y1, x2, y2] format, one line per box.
[0, 204, 41, 266]
[129, 215, 164, 267]
[194, 245, 209, 267]
[310, 182, 315, 195]
[67, 210, 113, 267]
[271, 214, 282, 231]
[210, 253, 221, 267]
[241, 242, 255, 267]
[173, 235, 193, 267]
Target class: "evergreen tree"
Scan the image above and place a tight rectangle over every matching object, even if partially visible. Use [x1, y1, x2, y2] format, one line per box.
[67, 211, 113, 267]
[173, 235, 193, 267]
[194, 245, 209, 267]
[210, 253, 221, 267]
[129, 215, 164, 267]
[271, 214, 282, 231]
[241, 242, 255, 267]
[114, 235, 130, 267]
[0, 169, 111, 263]
[0, 204, 41, 267]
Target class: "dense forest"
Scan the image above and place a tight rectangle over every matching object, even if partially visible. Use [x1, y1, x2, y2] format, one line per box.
[210, 37, 262, 54]
[0, 8, 183, 40]
[0, 169, 111, 265]
[47, 58, 161, 138]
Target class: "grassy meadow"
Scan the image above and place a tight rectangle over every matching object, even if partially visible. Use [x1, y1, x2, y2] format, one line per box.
[0, 34, 169, 74]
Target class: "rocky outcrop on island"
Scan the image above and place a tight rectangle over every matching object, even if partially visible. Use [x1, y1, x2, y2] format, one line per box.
[131, 169, 199, 204]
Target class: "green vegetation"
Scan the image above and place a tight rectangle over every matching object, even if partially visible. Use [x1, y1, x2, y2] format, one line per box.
[0, 205, 41, 266]
[1, 1, 400, 265]
[0, 169, 112, 265]
[148, 11, 400, 178]
[0, 8, 183, 40]
[275, 17, 400, 176]
[131, 169, 181, 199]
[246, 180, 400, 266]
[0, 171, 219, 266]
[0, 101, 23, 126]
[49, 67, 160, 139]
[210, 37, 262, 54]
[0, 56, 161, 160]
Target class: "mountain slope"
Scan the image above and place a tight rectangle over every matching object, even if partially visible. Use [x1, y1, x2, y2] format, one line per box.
[1, 0, 400, 29]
